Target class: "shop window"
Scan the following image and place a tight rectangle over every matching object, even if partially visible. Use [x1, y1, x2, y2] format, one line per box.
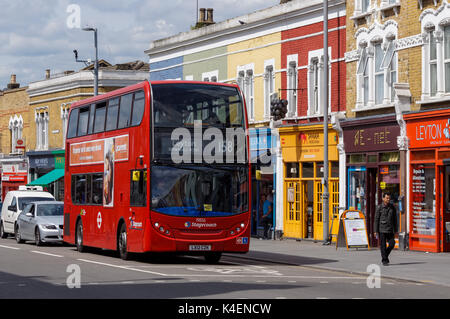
[368, 154, 378, 162]
[438, 151, 450, 160]
[411, 150, 435, 161]
[380, 151, 399, 162]
[411, 164, 436, 236]
[348, 154, 366, 164]
[302, 162, 314, 178]
[316, 162, 324, 178]
[286, 163, 299, 178]
[331, 161, 339, 178]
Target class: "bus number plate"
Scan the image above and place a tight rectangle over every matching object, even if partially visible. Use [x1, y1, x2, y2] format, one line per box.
[189, 245, 211, 251]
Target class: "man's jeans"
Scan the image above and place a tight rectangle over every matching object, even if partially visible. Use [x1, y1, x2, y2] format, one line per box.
[380, 232, 395, 263]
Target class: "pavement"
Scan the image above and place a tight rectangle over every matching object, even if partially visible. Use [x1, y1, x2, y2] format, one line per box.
[226, 237, 450, 287]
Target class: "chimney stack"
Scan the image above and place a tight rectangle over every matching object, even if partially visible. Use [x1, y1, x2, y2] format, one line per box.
[206, 8, 214, 24]
[45, 69, 51, 79]
[6, 74, 20, 90]
[199, 8, 206, 23]
[195, 8, 215, 28]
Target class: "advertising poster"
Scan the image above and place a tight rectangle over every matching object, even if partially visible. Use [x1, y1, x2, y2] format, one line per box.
[103, 138, 115, 207]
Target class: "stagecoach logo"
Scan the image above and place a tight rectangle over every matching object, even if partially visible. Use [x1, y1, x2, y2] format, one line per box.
[79, 209, 86, 216]
[184, 222, 191, 228]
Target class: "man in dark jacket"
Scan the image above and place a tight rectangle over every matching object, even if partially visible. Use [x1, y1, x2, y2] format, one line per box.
[374, 193, 398, 266]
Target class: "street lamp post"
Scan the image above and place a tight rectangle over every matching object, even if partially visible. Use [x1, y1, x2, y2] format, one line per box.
[82, 27, 98, 96]
[323, 0, 330, 244]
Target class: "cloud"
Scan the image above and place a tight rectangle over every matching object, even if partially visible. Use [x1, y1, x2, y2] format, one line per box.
[0, 0, 279, 88]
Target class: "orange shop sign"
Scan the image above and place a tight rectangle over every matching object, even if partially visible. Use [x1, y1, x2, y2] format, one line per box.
[70, 135, 129, 166]
[407, 118, 450, 148]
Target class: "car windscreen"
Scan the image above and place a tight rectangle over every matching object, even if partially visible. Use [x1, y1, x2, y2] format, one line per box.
[18, 197, 55, 211]
[36, 204, 64, 216]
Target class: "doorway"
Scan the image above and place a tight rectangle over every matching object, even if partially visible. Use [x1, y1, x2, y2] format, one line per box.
[443, 165, 450, 252]
[367, 167, 378, 247]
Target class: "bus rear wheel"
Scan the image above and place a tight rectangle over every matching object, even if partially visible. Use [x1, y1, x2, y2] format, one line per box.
[76, 221, 87, 253]
[118, 223, 130, 260]
[204, 252, 222, 264]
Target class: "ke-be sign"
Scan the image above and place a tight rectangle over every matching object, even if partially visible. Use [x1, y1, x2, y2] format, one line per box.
[407, 118, 450, 148]
[343, 123, 400, 153]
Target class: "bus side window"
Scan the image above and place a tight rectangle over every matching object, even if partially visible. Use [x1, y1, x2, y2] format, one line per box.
[130, 169, 147, 207]
[88, 104, 95, 134]
[94, 102, 107, 133]
[67, 108, 79, 139]
[72, 175, 87, 204]
[106, 98, 119, 131]
[92, 173, 103, 205]
[118, 93, 133, 129]
[77, 106, 90, 136]
[131, 91, 145, 126]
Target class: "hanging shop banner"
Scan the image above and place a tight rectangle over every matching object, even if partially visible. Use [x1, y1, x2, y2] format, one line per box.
[336, 210, 370, 250]
[344, 124, 400, 153]
[407, 117, 450, 148]
[70, 135, 129, 166]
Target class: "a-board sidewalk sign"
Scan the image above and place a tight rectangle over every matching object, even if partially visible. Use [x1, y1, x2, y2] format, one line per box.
[335, 210, 370, 250]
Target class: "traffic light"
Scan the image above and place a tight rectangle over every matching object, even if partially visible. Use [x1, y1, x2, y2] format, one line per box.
[270, 98, 288, 121]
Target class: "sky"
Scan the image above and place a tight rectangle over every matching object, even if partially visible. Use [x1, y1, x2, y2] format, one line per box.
[0, 0, 280, 89]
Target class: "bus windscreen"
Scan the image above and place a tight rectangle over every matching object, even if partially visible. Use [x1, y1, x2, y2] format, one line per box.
[151, 165, 248, 217]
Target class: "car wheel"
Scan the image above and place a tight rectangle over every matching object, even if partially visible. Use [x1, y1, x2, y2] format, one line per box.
[0, 222, 7, 239]
[204, 252, 222, 264]
[35, 228, 43, 246]
[76, 221, 87, 253]
[15, 225, 24, 244]
[118, 223, 130, 260]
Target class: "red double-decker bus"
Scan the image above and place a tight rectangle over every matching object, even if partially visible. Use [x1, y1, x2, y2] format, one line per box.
[63, 81, 251, 262]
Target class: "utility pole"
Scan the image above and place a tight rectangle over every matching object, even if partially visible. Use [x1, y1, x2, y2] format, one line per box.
[322, 0, 330, 244]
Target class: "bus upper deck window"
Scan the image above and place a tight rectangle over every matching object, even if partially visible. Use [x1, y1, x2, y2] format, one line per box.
[67, 108, 79, 139]
[77, 107, 90, 136]
[118, 93, 133, 129]
[131, 91, 145, 126]
[106, 98, 119, 131]
[94, 102, 107, 133]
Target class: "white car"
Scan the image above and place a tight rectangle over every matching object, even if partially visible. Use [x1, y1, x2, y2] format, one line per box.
[0, 186, 55, 238]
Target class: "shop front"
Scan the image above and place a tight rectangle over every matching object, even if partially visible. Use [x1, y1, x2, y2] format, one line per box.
[342, 116, 402, 247]
[0, 157, 28, 201]
[249, 128, 274, 237]
[26, 149, 65, 201]
[405, 109, 450, 253]
[279, 124, 339, 241]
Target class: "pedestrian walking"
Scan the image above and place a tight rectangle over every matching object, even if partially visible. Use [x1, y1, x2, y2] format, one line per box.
[374, 193, 398, 266]
[261, 194, 273, 240]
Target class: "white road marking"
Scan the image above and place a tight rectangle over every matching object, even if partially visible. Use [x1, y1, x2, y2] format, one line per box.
[31, 250, 63, 258]
[77, 258, 168, 277]
[0, 245, 20, 250]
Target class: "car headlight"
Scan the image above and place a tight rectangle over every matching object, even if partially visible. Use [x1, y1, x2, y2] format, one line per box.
[41, 224, 57, 230]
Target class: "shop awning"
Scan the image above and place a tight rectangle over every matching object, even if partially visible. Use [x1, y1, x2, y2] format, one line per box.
[27, 169, 64, 187]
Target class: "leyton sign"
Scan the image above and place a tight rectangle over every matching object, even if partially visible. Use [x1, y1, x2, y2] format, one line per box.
[344, 124, 400, 152]
[407, 118, 450, 148]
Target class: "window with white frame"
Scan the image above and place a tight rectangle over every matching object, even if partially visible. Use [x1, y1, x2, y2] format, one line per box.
[9, 115, 23, 153]
[421, 6, 450, 100]
[264, 64, 275, 120]
[355, 27, 398, 109]
[354, 0, 371, 15]
[244, 69, 254, 121]
[307, 49, 331, 116]
[202, 70, 218, 82]
[61, 103, 70, 148]
[287, 58, 298, 117]
[35, 109, 49, 151]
